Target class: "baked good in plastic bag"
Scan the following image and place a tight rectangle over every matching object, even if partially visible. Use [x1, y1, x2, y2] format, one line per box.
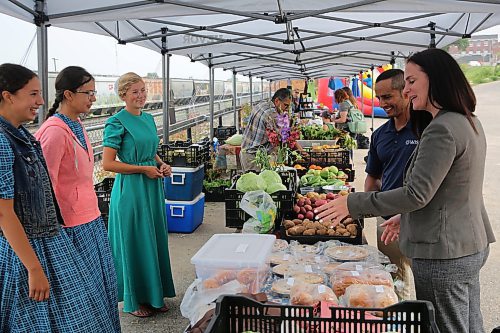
[329, 268, 394, 297]
[290, 283, 338, 306]
[289, 240, 324, 255]
[267, 251, 294, 266]
[343, 284, 398, 309]
[272, 239, 289, 252]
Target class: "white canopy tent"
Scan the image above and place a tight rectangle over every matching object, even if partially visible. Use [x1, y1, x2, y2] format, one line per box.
[2, 0, 500, 140]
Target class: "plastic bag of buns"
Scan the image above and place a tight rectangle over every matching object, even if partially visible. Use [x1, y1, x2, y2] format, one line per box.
[329, 268, 393, 297]
[331, 261, 397, 274]
[290, 282, 339, 306]
[343, 284, 398, 309]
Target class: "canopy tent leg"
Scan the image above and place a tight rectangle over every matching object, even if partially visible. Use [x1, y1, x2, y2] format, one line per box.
[371, 65, 375, 132]
[232, 70, 238, 133]
[249, 74, 253, 107]
[269, 80, 272, 100]
[161, 28, 171, 144]
[209, 55, 215, 143]
[360, 70, 365, 127]
[260, 77, 264, 101]
[36, 0, 49, 124]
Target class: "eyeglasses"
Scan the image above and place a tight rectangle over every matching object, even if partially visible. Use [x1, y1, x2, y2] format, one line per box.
[75, 90, 97, 97]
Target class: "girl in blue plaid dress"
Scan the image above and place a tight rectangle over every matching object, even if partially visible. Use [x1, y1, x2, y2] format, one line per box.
[35, 66, 121, 331]
[0, 63, 120, 332]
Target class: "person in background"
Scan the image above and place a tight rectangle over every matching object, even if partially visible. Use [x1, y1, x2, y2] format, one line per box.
[315, 48, 495, 332]
[331, 89, 350, 131]
[365, 68, 416, 300]
[34, 66, 121, 331]
[102, 72, 175, 318]
[0, 63, 119, 332]
[292, 89, 300, 112]
[363, 73, 373, 88]
[321, 110, 335, 131]
[341, 86, 359, 109]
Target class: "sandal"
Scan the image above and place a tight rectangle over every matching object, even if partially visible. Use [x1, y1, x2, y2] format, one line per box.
[147, 304, 169, 313]
[129, 306, 154, 318]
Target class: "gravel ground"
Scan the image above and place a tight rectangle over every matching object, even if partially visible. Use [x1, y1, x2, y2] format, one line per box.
[119, 81, 500, 333]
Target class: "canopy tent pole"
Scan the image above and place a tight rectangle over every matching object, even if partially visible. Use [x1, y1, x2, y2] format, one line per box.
[249, 73, 253, 107]
[232, 70, 238, 133]
[269, 80, 272, 100]
[260, 77, 264, 101]
[35, 0, 48, 123]
[359, 70, 364, 117]
[209, 54, 215, 143]
[370, 65, 375, 132]
[161, 27, 170, 143]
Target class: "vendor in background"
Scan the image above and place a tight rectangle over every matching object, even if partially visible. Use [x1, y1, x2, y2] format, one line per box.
[321, 110, 335, 131]
[292, 89, 300, 112]
[331, 89, 351, 132]
[365, 68, 416, 300]
[342, 86, 359, 109]
[240, 88, 304, 171]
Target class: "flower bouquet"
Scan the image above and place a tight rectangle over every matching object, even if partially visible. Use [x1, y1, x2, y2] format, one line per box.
[255, 111, 302, 171]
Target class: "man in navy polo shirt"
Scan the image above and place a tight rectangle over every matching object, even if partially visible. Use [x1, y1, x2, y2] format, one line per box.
[365, 69, 417, 300]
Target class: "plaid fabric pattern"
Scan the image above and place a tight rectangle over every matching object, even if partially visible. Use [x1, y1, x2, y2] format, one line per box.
[0, 227, 121, 332]
[241, 100, 277, 154]
[0, 132, 14, 199]
[64, 216, 121, 332]
[54, 113, 88, 150]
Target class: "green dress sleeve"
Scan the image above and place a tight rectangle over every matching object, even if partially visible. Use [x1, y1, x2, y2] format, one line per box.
[103, 116, 125, 150]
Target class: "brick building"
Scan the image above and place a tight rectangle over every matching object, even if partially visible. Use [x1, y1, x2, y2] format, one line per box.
[448, 34, 500, 65]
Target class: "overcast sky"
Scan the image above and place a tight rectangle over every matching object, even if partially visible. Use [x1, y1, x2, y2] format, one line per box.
[1, 13, 499, 81]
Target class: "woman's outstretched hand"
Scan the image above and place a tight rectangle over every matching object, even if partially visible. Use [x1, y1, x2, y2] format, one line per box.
[380, 214, 401, 245]
[313, 194, 350, 227]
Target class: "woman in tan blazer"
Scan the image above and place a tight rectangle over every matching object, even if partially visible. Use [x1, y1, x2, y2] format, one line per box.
[316, 48, 495, 333]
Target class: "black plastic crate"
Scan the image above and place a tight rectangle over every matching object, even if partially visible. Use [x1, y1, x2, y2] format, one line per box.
[296, 167, 355, 183]
[204, 184, 229, 202]
[224, 170, 297, 229]
[158, 140, 209, 168]
[205, 295, 439, 333]
[299, 148, 350, 169]
[213, 126, 237, 141]
[94, 178, 115, 216]
[280, 218, 363, 245]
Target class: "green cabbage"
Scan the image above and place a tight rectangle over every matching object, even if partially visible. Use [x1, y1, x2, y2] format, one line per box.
[236, 172, 267, 192]
[225, 134, 243, 146]
[266, 183, 287, 194]
[259, 170, 282, 185]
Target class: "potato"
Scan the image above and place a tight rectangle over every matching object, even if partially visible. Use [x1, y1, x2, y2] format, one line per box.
[284, 220, 295, 229]
[346, 224, 357, 235]
[293, 219, 303, 225]
[328, 229, 336, 236]
[343, 218, 354, 225]
[303, 228, 316, 236]
[342, 231, 351, 237]
[336, 227, 347, 234]
[316, 228, 327, 236]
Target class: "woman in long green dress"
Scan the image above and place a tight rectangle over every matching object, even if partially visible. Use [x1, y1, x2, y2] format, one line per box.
[102, 72, 175, 317]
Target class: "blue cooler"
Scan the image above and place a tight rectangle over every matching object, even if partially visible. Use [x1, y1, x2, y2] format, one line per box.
[165, 193, 205, 233]
[164, 165, 204, 201]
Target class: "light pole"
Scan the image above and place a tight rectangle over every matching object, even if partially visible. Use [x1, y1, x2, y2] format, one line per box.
[51, 57, 58, 72]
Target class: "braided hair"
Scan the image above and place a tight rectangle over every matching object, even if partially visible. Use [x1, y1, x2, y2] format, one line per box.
[46, 66, 94, 120]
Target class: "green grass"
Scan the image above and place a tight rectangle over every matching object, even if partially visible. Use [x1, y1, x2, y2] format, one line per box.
[461, 64, 500, 85]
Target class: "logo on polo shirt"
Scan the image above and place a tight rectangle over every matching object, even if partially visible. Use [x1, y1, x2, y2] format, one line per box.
[406, 139, 419, 145]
